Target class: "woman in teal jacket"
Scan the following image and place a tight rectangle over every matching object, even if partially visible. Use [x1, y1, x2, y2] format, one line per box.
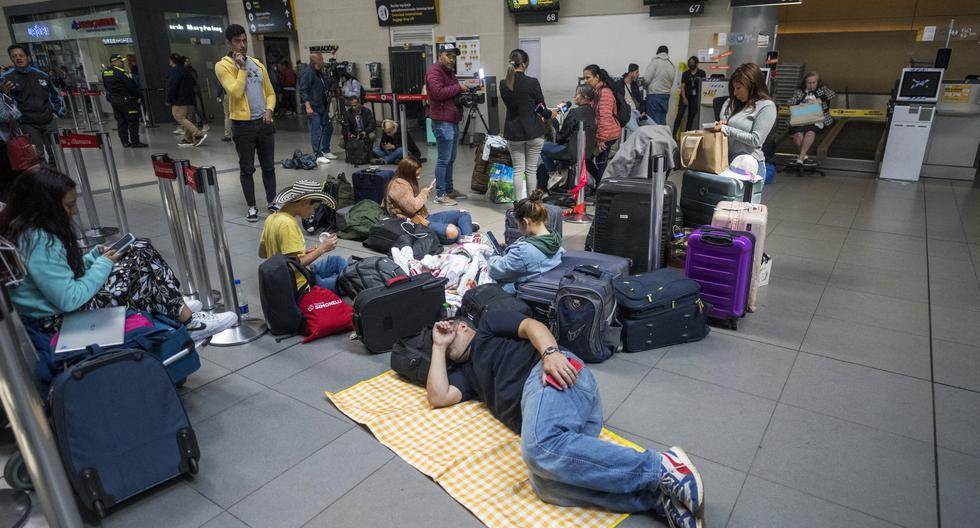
[0, 167, 235, 339]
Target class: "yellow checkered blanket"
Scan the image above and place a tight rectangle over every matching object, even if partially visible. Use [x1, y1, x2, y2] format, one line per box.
[326, 370, 641, 528]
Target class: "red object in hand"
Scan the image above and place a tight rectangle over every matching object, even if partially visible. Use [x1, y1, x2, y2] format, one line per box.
[545, 357, 584, 390]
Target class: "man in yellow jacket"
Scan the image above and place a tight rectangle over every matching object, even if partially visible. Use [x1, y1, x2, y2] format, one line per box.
[215, 24, 278, 222]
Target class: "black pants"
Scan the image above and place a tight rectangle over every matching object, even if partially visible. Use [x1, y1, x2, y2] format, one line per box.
[110, 99, 141, 146]
[232, 119, 277, 207]
[672, 97, 697, 137]
[594, 139, 618, 182]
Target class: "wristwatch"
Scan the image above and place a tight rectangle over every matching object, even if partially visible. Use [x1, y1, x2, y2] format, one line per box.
[542, 346, 560, 357]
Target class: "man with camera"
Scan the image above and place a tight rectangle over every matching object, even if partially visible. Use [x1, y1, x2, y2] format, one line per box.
[299, 53, 337, 164]
[342, 96, 376, 144]
[215, 24, 277, 223]
[425, 43, 469, 206]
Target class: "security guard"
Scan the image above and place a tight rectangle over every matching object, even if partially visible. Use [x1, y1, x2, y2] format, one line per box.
[102, 54, 146, 148]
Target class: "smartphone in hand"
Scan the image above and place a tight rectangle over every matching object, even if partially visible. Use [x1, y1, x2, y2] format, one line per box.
[545, 357, 584, 390]
[107, 233, 136, 254]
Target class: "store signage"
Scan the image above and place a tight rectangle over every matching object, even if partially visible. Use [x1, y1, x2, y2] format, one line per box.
[12, 10, 130, 43]
[375, 0, 439, 27]
[26, 24, 50, 38]
[102, 37, 133, 44]
[60, 133, 101, 149]
[71, 17, 117, 32]
[168, 23, 223, 34]
[242, 0, 296, 33]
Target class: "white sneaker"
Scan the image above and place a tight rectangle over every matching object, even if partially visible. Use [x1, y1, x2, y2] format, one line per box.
[323, 152, 338, 160]
[316, 156, 331, 165]
[172, 128, 183, 135]
[186, 311, 237, 341]
[185, 299, 203, 313]
[194, 133, 208, 147]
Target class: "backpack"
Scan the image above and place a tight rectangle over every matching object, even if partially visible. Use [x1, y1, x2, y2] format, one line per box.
[610, 82, 632, 128]
[336, 256, 406, 299]
[390, 328, 447, 386]
[550, 265, 621, 363]
[458, 284, 531, 326]
[338, 199, 385, 240]
[345, 138, 371, 166]
[364, 218, 441, 258]
[303, 203, 337, 235]
[259, 254, 310, 335]
[324, 172, 355, 209]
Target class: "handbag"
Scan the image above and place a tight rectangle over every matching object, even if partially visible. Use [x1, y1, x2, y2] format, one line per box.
[4, 96, 39, 172]
[679, 130, 728, 175]
[789, 103, 824, 127]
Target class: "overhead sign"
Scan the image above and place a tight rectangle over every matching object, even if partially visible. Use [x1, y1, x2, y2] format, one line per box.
[375, 0, 439, 27]
[12, 9, 131, 43]
[731, 0, 801, 6]
[649, 2, 705, 17]
[242, 0, 296, 33]
[515, 11, 560, 24]
[167, 15, 227, 44]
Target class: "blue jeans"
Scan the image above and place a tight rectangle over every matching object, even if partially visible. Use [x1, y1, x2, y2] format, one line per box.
[431, 121, 459, 196]
[540, 141, 570, 173]
[427, 210, 473, 244]
[310, 256, 348, 294]
[372, 146, 404, 164]
[308, 109, 334, 157]
[521, 353, 665, 513]
[645, 94, 670, 126]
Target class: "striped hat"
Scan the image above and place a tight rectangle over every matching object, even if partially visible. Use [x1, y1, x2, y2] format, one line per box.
[273, 180, 336, 209]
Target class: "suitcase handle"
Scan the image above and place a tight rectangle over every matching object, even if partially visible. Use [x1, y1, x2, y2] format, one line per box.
[71, 350, 144, 380]
[571, 265, 603, 278]
[700, 233, 734, 247]
[385, 275, 409, 287]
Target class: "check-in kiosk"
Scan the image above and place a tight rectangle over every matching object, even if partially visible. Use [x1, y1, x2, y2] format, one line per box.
[697, 77, 729, 125]
[879, 68, 944, 182]
[921, 78, 980, 181]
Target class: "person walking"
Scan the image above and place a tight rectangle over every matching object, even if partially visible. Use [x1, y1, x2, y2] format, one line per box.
[279, 60, 297, 116]
[500, 49, 550, 201]
[166, 54, 207, 148]
[0, 44, 65, 164]
[673, 57, 705, 137]
[642, 45, 675, 126]
[215, 24, 278, 222]
[425, 43, 469, 206]
[299, 53, 337, 164]
[102, 53, 146, 148]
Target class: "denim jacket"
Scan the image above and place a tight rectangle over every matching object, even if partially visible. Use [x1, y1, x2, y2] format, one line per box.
[488, 238, 564, 294]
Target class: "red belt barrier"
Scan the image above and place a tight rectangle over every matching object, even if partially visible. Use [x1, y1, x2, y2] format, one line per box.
[60, 132, 100, 149]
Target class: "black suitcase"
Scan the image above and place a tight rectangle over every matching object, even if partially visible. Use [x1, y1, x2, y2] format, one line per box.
[587, 177, 678, 274]
[50, 349, 199, 518]
[517, 250, 630, 322]
[352, 168, 395, 204]
[353, 272, 448, 353]
[613, 268, 710, 352]
[504, 204, 564, 245]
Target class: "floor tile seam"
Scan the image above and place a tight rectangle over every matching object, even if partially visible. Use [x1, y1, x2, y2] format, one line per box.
[602, 360, 659, 420]
[796, 346, 934, 382]
[773, 398, 936, 447]
[764, 230, 849, 244]
[739, 474, 916, 528]
[176, 486, 228, 528]
[602, 425, 748, 476]
[297, 457, 414, 528]
[642, 366, 781, 403]
[234, 345, 346, 388]
[267, 383, 355, 419]
[821, 275, 933, 306]
[709, 321, 813, 352]
[812, 303, 930, 337]
[922, 183, 943, 528]
[846, 226, 928, 240]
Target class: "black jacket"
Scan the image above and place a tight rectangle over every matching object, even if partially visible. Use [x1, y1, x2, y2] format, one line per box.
[379, 130, 422, 159]
[555, 105, 597, 162]
[499, 72, 550, 142]
[613, 76, 643, 111]
[165, 65, 196, 106]
[0, 67, 64, 126]
[101, 66, 139, 102]
[344, 107, 376, 137]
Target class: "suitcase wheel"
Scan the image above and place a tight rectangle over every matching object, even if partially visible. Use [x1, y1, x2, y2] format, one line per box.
[729, 318, 739, 331]
[3, 451, 32, 491]
[93, 499, 106, 520]
[175, 377, 188, 389]
[187, 457, 199, 475]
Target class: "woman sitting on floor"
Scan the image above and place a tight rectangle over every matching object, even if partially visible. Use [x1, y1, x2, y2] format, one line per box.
[383, 158, 478, 245]
[373, 119, 423, 165]
[487, 189, 563, 293]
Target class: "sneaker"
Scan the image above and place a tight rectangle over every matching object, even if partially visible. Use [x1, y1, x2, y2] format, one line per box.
[660, 447, 704, 517]
[470, 221, 481, 233]
[418, 156, 427, 163]
[222, 136, 233, 142]
[267, 204, 277, 213]
[246, 207, 259, 222]
[194, 133, 208, 147]
[655, 494, 703, 528]
[186, 311, 237, 341]
[447, 189, 468, 200]
[130, 142, 149, 148]
[322, 152, 338, 160]
[172, 128, 183, 135]
[434, 194, 458, 206]
[370, 157, 385, 165]
[316, 156, 331, 165]
[185, 299, 203, 313]
[177, 140, 194, 148]
[803, 157, 818, 167]
[122, 142, 132, 148]
[201, 124, 211, 133]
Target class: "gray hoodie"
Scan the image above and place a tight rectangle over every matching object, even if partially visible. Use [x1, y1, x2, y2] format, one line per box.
[642, 53, 675, 95]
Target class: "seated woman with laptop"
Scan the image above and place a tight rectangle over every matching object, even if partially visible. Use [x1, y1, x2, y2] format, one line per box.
[487, 190, 563, 293]
[0, 166, 236, 340]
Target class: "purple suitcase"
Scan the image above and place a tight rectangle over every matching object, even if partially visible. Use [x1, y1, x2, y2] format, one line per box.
[684, 227, 755, 330]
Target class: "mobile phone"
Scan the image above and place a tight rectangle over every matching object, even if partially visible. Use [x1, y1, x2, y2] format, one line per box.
[107, 233, 135, 254]
[534, 103, 549, 117]
[485, 230, 504, 255]
[545, 357, 584, 390]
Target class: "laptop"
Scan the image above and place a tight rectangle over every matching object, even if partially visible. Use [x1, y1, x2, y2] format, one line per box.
[54, 306, 127, 354]
[486, 231, 505, 255]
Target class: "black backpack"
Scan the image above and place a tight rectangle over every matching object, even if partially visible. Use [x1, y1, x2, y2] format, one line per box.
[336, 256, 405, 299]
[458, 284, 531, 326]
[258, 255, 311, 335]
[390, 328, 455, 386]
[550, 265, 621, 363]
[610, 82, 632, 128]
[345, 138, 371, 166]
[364, 218, 441, 258]
[303, 203, 336, 235]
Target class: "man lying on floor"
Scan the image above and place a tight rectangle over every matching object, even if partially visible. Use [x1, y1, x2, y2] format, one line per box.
[425, 312, 705, 528]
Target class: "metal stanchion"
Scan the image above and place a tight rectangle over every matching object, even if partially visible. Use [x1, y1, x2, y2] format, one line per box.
[90, 90, 105, 126]
[141, 88, 159, 128]
[74, 91, 92, 131]
[96, 132, 129, 234]
[50, 133, 103, 247]
[173, 159, 215, 311]
[198, 166, 267, 346]
[0, 286, 85, 528]
[564, 122, 593, 224]
[152, 154, 196, 299]
[64, 92, 79, 130]
[64, 132, 118, 238]
[398, 97, 409, 161]
[647, 154, 666, 272]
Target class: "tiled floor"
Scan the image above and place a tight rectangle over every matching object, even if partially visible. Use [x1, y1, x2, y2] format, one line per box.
[3, 118, 980, 527]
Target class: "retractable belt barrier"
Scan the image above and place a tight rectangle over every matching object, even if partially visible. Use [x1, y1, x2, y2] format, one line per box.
[50, 131, 128, 243]
[777, 105, 886, 119]
[69, 90, 105, 129]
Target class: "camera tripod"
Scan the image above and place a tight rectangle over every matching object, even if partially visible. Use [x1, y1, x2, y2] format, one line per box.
[460, 103, 490, 147]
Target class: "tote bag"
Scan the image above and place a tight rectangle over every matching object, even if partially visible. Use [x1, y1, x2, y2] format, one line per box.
[487, 163, 515, 204]
[679, 130, 728, 175]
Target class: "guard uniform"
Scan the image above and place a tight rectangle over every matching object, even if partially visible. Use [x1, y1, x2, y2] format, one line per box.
[102, 57, 143, 147]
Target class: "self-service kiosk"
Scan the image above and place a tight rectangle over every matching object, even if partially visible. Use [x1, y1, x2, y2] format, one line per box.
[921, 79, 980, 181]
[880, 68, 944, 182]
[697, 77, 729, 125]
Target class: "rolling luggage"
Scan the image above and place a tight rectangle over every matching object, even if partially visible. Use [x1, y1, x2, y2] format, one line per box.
[711, 201, 769, 312]
[684, 227, 755, 329]
[352, 168, 395, 204]
[587, 178, 678, 273]
[681, 170, 763, 228]
[517, 251, 630, 321]
[51, 349, 199, 519]
[504, 203, 564, 245]
[551, 265, 621, 363]
[353, 273, 448, 353]
[614, 268, 710, 352]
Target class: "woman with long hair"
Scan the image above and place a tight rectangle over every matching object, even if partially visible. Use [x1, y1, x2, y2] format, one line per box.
[487, 189, 563, 293]
[711, 63, 776, 176]
[0, 166, 236, 339]
[787, 71, 835, 167]
[583, 64, 621, 179]
[383, 158, 478, 244]
[500, 49, 550, 200]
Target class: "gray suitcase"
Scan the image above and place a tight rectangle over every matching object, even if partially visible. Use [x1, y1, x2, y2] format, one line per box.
[681, 170, 763, 228]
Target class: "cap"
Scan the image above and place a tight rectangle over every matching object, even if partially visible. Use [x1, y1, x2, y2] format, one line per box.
[110, 54, 125, 62]
[437, 43, 461, 56]
[720, 154, 763, 183]
[272, 180, 336, 209]
[627, 63, 639, 73]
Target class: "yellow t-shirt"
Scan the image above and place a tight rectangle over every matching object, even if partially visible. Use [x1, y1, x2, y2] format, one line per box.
[260, 212, 309, 289]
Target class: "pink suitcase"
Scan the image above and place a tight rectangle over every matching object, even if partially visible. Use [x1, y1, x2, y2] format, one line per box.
[711, 201, 768, 312]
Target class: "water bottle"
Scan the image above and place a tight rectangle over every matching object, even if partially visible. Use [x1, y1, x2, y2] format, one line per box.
[234, 279, 249, 315]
